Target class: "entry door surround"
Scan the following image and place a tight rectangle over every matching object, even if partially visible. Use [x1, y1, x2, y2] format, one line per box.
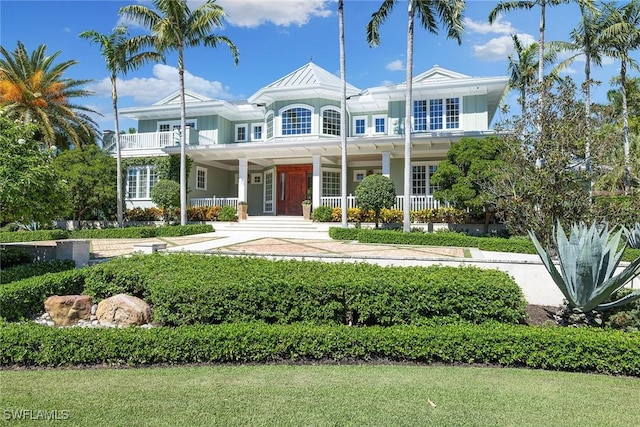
[276, 165, 311, 216]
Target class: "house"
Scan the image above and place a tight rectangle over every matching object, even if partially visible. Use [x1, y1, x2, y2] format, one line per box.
[109, 62, 508, 216]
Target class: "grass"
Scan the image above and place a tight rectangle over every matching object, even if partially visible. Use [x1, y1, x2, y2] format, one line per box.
[2, 365, 639, 426]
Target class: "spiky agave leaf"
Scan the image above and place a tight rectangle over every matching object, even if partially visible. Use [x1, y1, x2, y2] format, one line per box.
[625, 223, 640, 249]
[530, 221, 640, 312]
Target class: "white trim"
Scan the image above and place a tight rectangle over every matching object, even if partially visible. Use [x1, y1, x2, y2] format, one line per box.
[250, 173, 263, 185]
[251, 123, 263, 141]
[263, 169, 275, 213]
[320, 106, 341, 136]
[195, 166, 207, 191]
[125, 165, 157, 200]
[235, 124, 248, 142]
[352, 115, 367, 136]
[412, 97, 462, 132]
[353, 169, 366, 182]
[372, 114, 387, 135]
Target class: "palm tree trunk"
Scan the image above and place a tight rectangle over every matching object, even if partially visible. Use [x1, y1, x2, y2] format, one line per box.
[584, 42, 592, 200]
[403, 1, 415, 233]
[339, 0, 348, 228]
[111, 75, 123, 228]
[621, 60, 630, 193]
[179, 47, 188, 225]
[536, 0, 546, 148]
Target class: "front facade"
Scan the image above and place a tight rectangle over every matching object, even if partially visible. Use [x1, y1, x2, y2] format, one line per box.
[111, 63, 508, 216]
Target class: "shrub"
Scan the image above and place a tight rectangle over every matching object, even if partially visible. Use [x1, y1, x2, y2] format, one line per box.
[68, 224, 213, 239]
[2, 322, 639, 376]
[328, 227, 360, 241]
[623, 248, 640, 263]
[154, 224, 214, 237]
[218, 206, 236, 222]
[0, 246, 32, 267]
[593, 196, 640, 228]
[0, 229, 68, 243]
[355, 175, 396, 228]
[124, 207, 162, 221]
[151, 179, 180, 222]
[312, 206, 333, 222]
[0, 260, 76, 284]
[187, 206, 220, 221]
[0, 269, 86, 321]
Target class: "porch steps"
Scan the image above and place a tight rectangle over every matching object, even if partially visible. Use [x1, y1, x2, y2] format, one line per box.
[214, 216, 332, 233]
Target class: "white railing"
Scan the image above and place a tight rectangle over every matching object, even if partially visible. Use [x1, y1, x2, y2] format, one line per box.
[117, 128, 214, 150]
[190, 197, 239, 209]
[320, 195, 445, 211]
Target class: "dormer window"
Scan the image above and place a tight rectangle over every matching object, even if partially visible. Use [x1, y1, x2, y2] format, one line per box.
[413, 98, 460, 132]
[281, 106, 312, 135]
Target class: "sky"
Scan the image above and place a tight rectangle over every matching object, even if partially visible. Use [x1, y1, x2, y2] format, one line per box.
[1, 0, 638, 134]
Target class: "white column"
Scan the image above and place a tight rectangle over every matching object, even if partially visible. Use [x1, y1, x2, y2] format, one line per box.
[238, 158, 248, 203]
[312, 155, 321, 208]
[382, 152, 391, 178]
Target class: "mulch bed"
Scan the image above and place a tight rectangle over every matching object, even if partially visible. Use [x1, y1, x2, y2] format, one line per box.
[525, 304, 560, 326]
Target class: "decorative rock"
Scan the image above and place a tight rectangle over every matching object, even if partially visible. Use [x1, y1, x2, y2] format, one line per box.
[44, 295, 92, 326]
[91, 304, 98, 315]
[96, 294, 151, 327]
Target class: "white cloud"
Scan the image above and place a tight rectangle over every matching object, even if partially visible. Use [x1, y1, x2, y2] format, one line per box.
[464, 15, 516, 35]
[217, 0, 333, 28]
[472, 33, 536, 62]
[386, 60, 404, 71]
[88, 64, 234, 103]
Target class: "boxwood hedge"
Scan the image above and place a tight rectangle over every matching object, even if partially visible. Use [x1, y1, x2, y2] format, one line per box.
[2, 322, 638, 376]
[0, 230, 69, 243]
[69, 224, 214, 239]
[0, 260, 76, 284]
[1, 254, 526, 326]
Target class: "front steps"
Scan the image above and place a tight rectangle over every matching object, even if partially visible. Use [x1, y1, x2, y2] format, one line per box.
[213, 216, 332, 233]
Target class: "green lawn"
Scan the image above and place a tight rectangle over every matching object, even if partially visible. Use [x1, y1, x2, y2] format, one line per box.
[1, 365, 638, 426]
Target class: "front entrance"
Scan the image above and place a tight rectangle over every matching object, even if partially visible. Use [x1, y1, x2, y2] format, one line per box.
[276, 165, 312, 215]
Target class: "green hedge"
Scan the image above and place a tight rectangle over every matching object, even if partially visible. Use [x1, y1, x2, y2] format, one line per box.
[622, 248, 640, 263]
[0, 246, 32, 267]
[81, 254, 526, 327]
[0, 260, 76, 284]
[2, 322, 638, 375]
[0, 269, 87, 321]
[0, 230, 69, 243]
[69, 224, 214, 239]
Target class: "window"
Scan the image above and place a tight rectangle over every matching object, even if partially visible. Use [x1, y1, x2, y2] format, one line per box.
[353, 116, 367, 136]
[196, 167, 207, 190]
[281, 106, 312, 135]
[251, 173, 262, 185]
[411, 164, 438, 195]
[126, 165, 157, 199]
[322, 108, 341, 136]
[373, 115, 386, 134]
[322, 170, 341, 197]
[413, 98, 460, 131]
[264, 171, 274, 213]
[265, 111, 274, 139]
[235, 124, 248, 142]
[158, 120, 196, 145]
[252, 124, 263, 141]
[353, 170, 366, 182]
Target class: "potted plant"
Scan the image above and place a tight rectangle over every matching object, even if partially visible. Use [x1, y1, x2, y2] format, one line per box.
[302, 200, 312, 220]
[237, 201, 248, 220]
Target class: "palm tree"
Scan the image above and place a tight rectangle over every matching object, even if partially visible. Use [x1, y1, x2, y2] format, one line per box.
[120, 0, 239, 225]
[599, 0, 640, 193]
[490, 0, 595, 146]
[0, 41, 98, 148]
[339, 0, 348, 229]
[367, 0, 465, 233]
[80, 26, 163, 228]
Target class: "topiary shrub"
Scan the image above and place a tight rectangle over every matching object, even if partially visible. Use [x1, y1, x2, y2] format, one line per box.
[355, 174, 396, 229]
[151, 179, 180, 223]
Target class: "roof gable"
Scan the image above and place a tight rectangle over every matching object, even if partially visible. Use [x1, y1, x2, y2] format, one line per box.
[153, 89, 212, 106]
[413, 65, 470, 83]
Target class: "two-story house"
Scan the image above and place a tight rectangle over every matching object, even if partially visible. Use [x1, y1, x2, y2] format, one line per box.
[111, 62, 508, 216]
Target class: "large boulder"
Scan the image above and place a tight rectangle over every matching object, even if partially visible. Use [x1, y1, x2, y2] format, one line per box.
[44, 295, 93, 326]
[96, 294, 151, 326]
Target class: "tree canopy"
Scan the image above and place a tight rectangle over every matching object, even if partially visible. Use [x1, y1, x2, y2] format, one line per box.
[355, 174, 396, 229]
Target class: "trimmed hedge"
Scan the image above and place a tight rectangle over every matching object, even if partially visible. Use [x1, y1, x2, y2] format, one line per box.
[69, 224, 214, 239]
[0, 230, 69, 243]
[0, 246, 32, 268]
[81, 254, 526, 327]
[622, 248, 640, 263]
[2, 322, 639, 376]
[0, 260, 76, 284]
[0, 269, 87, 321]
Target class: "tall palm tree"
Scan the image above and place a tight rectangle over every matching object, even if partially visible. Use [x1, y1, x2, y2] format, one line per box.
[0, 41, 98, 148]
[339, 0, 348, 229]
[120, 0, 239, 225]
[490, 0, 594, 146]
[599, 0, 640, 193]
[367, 0, 465, 233]
[80, 26, 163, 228]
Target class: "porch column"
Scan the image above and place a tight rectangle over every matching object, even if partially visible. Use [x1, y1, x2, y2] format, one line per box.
[238, 158, 248, 203]
[382, 152, 391, 178]
[312, 155, 321, 208]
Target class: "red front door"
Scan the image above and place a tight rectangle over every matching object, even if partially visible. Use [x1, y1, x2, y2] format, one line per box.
[277, 165, 311, 215]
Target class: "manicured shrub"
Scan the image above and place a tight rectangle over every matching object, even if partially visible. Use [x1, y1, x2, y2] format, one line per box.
[0, 269, 86, 321]
[124, 207, 162, 221]
[623, 248, 640, 263]
[187, 206, 221, 221]
[313, 206, 333, 222]
[154, 224, 213, 237]
[68, 224, 214, 239]
[0, 229, 69, 243]
[328, 227, 360, 241]
[477, 236, 537, 254]
[0, 246, 32, 267]
[2, 322, 639, 376]
[0, 260, 76, 284]
[355, 174, 396, 228]
[218, 206, 236, 222]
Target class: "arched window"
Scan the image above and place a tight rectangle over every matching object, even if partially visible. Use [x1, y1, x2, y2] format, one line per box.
[321, 107, 341, 136]
[281, 106, 312, 135]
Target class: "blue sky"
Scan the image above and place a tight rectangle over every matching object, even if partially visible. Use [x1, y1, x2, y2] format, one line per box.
[1, 0, 638, 133]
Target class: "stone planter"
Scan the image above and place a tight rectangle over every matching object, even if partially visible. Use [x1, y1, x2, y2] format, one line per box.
[238, 203, 248, 220]
[302, 203, 312, 220]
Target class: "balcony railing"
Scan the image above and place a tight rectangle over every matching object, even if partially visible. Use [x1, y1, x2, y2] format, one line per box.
[320, 195, 445, 211]
[114, 128, 216, 150]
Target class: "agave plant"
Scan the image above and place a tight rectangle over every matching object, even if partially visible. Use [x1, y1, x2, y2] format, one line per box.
[529, 221, 640, 312]
[625, 223, 640, 249]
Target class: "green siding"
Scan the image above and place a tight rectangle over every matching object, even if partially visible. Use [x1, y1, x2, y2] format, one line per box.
[462, 95, 488, 131]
